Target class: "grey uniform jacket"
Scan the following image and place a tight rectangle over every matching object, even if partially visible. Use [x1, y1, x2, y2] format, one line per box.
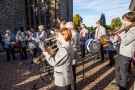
[38, 31, 47, 48]
[16, 34, 26, 47]
[26, 33, 37, 49]
[95, 26, 106, 39]
[3, 34, 16, 49]
[71, 31, 80, 65]
[119, 26, 135, 58]
[107, 35, 118, 51]
[80, 28, 89, 42]
[45, 42, 74, 86]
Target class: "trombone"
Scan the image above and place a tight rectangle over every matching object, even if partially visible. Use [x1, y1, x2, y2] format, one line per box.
[33, 43, 58, 64]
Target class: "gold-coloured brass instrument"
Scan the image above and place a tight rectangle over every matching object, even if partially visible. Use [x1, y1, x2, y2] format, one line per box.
[99, 35, 109, 45]
[99, 24, 135, 45]
[111, 24, 135, 35]
[33, 43, 58, 64]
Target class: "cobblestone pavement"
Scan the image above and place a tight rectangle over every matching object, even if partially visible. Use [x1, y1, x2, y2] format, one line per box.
[0, 52, 134, 90]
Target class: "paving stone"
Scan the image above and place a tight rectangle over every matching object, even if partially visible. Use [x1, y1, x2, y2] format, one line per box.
[0, 52, 134, 90]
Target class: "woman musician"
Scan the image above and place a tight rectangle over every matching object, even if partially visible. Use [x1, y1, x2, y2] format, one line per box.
[105, 31, 119, 67]
[37, 25, 47, 49]
[43, 28, 74, 90]
[16, 31, 27, 60]
[3, 30, 16, 62]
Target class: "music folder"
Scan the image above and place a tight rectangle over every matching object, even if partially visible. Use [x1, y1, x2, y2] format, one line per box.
[34, 37, 40, 42]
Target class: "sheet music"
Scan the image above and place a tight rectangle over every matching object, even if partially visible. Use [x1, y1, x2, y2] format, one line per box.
[34, 37, 40, 42]
[4, 39, 10, 44]
[10, 42, 15, 44]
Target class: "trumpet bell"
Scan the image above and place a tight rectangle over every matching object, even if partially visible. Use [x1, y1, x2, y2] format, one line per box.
[99, 35, 109, 45]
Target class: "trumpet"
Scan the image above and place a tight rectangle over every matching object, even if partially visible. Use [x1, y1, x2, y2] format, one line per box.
[100, 24, 135, 46]
[33, 43, 58, 64]
[111, 23, 135, 35]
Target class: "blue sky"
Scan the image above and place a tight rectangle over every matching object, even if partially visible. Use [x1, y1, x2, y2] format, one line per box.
[73, 0, 131, 27]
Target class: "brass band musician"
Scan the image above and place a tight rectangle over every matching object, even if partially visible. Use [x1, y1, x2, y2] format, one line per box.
[26, 29, 37, 60]
[3, 30, 16, 62]
[43, 28, 74, 90]
[111, 12, 135, 90]
[95, 21, 106, 62]
[16, 31, 27, 60]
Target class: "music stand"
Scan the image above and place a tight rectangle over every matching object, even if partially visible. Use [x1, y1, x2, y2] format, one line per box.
[31, 43, 51, 90]
[32, 60, 48, 90]
[79, 51, 98, 79]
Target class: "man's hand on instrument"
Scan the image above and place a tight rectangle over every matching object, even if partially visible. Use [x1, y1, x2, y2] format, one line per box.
[43, 51, 48, 56]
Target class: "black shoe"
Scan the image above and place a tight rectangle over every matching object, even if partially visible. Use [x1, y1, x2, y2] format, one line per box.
[30, 61, 33, 64]
[6, 60, 10, 62]
[80, 54, 82, 56]
[106, 64, 112, 67]
[81, 56, 85, 58]
[100, 59, 104, 63]
[111, 83, 119, 87]
[119, 86, 126, 90]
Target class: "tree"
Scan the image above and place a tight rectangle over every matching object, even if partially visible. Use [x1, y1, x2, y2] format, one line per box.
[100, 13, 106, 27]
[73, 14, 80, 26]
[87, 27, 91, 31]
[80, 16, 83, 23]
[110, 17, 122, 29]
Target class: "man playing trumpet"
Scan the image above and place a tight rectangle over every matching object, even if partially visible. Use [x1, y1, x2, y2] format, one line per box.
[111, 12, 135, 90]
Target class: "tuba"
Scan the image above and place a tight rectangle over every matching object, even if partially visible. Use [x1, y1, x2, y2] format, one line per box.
[33, 43, 58, 64]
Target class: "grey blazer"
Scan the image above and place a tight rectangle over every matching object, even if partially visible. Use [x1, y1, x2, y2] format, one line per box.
[38, 31, 47, 48]
[107, 35, 118, 51]
[45, 42, 74, 86]
[119, 26, 135, 57]
[26, 33, 37, 49]
[80, 28, 89, 42]
[3, 34, 16, 49]
[71, 30, 80, 65]
[95, 26, 106, 39]
[16, 34, 26, 47]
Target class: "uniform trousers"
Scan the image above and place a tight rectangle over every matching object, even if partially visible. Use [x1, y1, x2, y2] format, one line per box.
[80, 44, 85, 57]
[6, 46, 16, 61]
[30, 48, 37, 58]
[18, 46, 27, 60]
[100, 44, 104, 60]
[71, 65, 76, 90]
[55, 84, 71, 90]
[108, 50, 116, 66]
[115, 54, 131, 89]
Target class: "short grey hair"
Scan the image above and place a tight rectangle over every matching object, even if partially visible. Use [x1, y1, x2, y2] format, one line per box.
[38, 25, 44, 29]
[65, 22, 75, 29]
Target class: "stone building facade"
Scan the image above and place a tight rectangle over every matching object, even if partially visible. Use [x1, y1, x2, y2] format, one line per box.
[0, 0, 24, 34]
[0, 0, 73, 33]
[49, 0, 73, 28]
[129, 0, 135, 11]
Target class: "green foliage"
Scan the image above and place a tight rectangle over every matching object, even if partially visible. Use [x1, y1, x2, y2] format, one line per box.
[73, 14, 80, 26]
[80, 16, 83, 23]
[110, 17, 122, 29]
[87, 27, 91, 31]
[87, 26, 95, 31]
